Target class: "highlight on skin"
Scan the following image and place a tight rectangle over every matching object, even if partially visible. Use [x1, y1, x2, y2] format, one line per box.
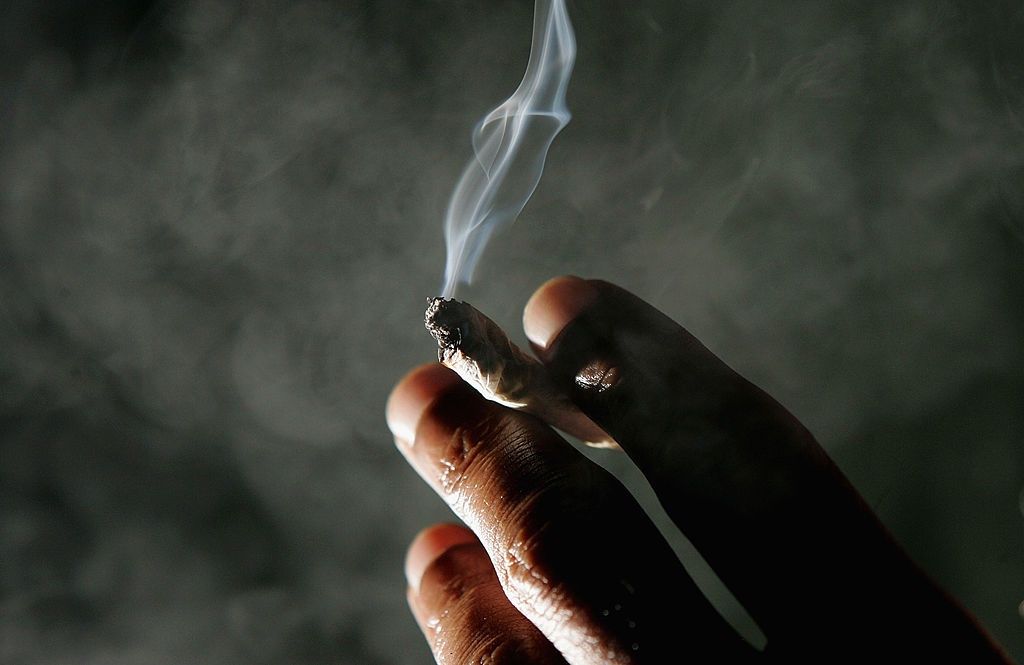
[441, 0, 576, 298]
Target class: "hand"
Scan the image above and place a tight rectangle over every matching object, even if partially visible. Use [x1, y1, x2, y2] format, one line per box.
[387, 276, 1013, 664]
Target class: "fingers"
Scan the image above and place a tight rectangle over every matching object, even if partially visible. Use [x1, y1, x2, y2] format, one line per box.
[521, 277, 935, 645]
[388, 364, 757, 664]
[405, 523, 567, 665]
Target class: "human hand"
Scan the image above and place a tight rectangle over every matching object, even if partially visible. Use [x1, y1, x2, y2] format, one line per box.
[387, 277, 1013, 664]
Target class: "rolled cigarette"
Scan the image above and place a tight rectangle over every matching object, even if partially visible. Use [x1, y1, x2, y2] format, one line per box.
[425, 297, 617, 449]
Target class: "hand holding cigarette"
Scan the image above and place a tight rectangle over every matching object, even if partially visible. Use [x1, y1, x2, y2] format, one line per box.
[388, 277, 1014, 664]
[425, 297, 614, 448]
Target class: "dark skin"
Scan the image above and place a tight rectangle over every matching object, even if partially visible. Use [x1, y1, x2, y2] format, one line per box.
[387, 276, 1015, 664]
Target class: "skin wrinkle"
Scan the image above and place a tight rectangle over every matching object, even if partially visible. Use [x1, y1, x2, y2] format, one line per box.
[466, 637, 522, 665]
[439, 421, 568, 525]
[417, 538, 568, 665]
[433, 619, 491, 664]
[498, 517, 571, 633]
[479, 471, 588, 630]
[420, 547, 507, 658]
[433, 618, 503, 664]
[487, 479, 662, 664]
[421, 389, 515, 503]
[419, 378, 578, 502]
[436, 425, 480, 500]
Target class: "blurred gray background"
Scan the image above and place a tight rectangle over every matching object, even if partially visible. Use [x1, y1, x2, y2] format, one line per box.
[1, 0, 1022, 662]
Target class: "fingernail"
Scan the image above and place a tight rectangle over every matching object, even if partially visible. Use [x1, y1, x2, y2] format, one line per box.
[523, 276, 599, 352]
[386, 365, 462, 445]
[405, 524, 478, 593]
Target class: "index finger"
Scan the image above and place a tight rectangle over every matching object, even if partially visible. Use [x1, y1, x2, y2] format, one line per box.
[523, 277, 1005, 658]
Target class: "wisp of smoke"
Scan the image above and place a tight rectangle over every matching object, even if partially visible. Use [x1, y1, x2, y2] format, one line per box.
[441, 0, 575, 298]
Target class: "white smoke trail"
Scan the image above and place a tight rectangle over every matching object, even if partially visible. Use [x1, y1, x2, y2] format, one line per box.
[440, 0, 576, 298]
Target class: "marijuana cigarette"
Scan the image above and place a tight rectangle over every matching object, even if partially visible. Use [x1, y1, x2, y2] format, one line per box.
[425, 297, 616, 449]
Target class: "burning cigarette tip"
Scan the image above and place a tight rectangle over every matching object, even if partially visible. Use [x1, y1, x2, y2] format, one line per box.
[424, 297, 468, 355]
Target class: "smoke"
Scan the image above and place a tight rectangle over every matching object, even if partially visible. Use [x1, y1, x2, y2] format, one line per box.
[441, 0, 575, 298]
[0, 1, 1022, 663]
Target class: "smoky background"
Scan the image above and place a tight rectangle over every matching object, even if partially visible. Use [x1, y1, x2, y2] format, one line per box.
[1, 0, 1022, 662]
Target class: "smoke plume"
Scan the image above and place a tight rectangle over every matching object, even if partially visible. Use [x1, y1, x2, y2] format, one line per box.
[442, 0, 575, 297]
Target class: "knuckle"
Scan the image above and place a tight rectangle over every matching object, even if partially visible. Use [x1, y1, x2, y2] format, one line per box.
[489, 463, 608, 625]
[429, 401, 552, 513]
[466, 636, 540, 665]
[498, 518, 564, 617]
[421, 561, 536, 665]
[434, 633, 539, 665]
[420, 543, 494, 603]
[432, 407, 512, 500]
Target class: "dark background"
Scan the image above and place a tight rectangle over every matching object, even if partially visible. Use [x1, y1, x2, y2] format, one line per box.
[2, 1, 1022, 662]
